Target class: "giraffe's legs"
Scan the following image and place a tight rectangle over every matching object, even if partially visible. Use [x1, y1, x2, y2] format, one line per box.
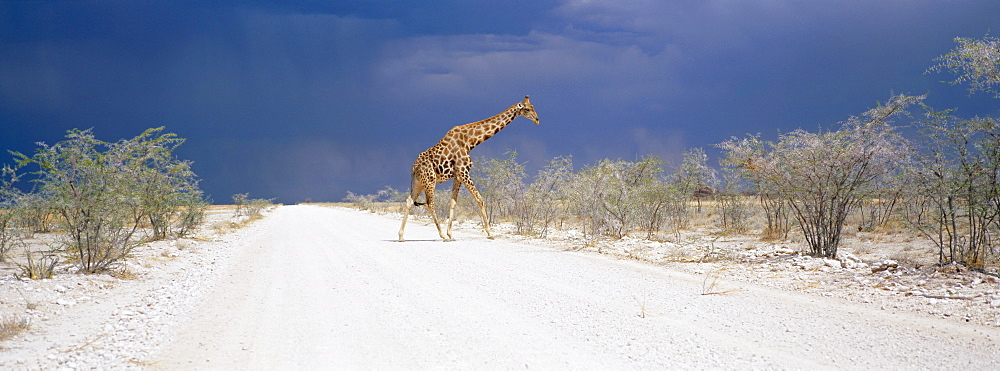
[398, 193, 414, 242]
[399, 181, 424, 242]
[444, 180, 461, 241]
[462, 180, 493, 239]
[422, 186, 449, 241]
[399, 182, 448, 242]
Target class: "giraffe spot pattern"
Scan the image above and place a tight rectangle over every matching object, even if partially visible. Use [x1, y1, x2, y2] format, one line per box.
[400, 96, 540, 241]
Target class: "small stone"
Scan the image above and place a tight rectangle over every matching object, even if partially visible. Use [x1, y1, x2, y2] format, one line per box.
[841, 252, 862, 262]
[849, 261, 869, 270]
[938, 262, 965, 274]
[176, 238, 198, 250]
[871, 259, 898, 273]
[775, 246, 796, 255]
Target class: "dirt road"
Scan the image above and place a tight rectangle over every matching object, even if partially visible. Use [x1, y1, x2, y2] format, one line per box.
[155, 205, 999, 368]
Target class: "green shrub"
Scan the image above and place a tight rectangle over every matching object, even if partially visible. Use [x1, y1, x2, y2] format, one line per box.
[13, 127, 207, 273]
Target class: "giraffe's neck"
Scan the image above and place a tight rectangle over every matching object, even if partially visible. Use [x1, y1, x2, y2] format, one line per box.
[462, 104, 520, 150]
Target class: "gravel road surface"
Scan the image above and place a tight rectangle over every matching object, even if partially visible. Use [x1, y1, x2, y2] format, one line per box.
[153, 205, 1000, 369]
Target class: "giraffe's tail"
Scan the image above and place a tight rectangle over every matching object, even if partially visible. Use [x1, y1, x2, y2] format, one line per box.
[409, 169, 427, 206]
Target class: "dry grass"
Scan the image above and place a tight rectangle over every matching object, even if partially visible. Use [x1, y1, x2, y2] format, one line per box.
[210, 220, 242, 234]
[110, 267, 138, 280]
[888, 252, 922, 267]
[209, 204, 276, 234]
[632, 293, 649, 318]
[701, 267, 739, 295]
[0, 314, 30, 342]
[17, 249, 57, 280]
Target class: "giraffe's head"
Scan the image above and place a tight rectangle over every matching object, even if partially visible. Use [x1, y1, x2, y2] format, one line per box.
[516, 95, 540, 125]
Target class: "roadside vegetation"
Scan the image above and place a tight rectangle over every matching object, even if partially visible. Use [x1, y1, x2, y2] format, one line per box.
[0, 127, 209, 276]
[348, 34, 1000, 273]
[0, 314, 30, 343]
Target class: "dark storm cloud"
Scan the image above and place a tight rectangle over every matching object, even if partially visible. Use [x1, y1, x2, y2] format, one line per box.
[1, 1, 403, 202]
[2, 1, 999, 203]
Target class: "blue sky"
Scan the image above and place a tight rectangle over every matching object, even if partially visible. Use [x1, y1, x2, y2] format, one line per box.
[2, 1, 999, 204]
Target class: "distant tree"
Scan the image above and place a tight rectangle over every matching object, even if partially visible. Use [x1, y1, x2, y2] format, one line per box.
[724, 143, 791, 240]
[911, 34, 1000, 267]
[343, 191, 376, 211]
[636, 169, 681, 239]
[564, 160, 610, 244]
[0, 164, 24, 261]
[375, 186, 407, 213]
[473, 150, 530, 232]
[122, 128, 205, 239]
[928, 34, 1000, 98]
[757, 187, 791, 241]
[716, 168, 752, 234]
[528, 155, 574, 237]
[565, 156, 667, 241]
[674, 147, 717, 213]
[719, 94, 920, 258]
[905, 108, 1000, 267]
[234, 193, 274, 218]
[232, 193, 250, 216]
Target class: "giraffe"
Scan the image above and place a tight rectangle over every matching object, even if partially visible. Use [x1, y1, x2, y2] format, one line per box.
[398, 96, 540, 242]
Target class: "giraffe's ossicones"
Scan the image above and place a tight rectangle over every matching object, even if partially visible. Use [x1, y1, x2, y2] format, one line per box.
[398, 96, 540, 242]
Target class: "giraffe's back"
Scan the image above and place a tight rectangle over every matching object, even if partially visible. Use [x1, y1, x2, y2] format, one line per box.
[414, 145, 470, 184]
